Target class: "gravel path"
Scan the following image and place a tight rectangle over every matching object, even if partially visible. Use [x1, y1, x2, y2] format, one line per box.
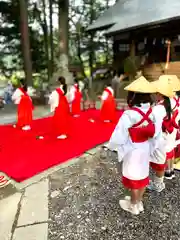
[48, 149, 180, 240]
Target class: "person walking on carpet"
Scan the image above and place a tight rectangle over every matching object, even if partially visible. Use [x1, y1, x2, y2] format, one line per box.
[48, 76, 71, 139]
[99, 82, 117, 123]
[69, 78, 82, 117]
[12, 78, 34, 131]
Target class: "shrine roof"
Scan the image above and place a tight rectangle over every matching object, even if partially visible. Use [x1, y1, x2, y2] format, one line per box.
[87, 0, 180, 34]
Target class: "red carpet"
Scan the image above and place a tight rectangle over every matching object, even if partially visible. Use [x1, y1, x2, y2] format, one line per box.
[0, 109, 123, 182]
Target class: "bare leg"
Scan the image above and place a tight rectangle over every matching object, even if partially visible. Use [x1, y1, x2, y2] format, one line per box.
[156, 170, 164, 178]
[131, 189, 140, 204]
[139, 187, 146, 201]
[166, 159, 171, 171]
[170, 158, 174, 170]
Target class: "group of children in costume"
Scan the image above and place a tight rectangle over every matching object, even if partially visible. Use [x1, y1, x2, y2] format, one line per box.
[107, 75, 180, 215]
[11, 76, 117, 139]
[11, 74, 180, 216]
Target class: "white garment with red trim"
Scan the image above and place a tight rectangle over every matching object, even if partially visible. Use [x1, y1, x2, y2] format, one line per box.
[12, 88, 24, 104]
[166, 96, 180, 152]
[68, 84, 81, 103]
[12, 87, 34, 105]
[49, 85, 64, 112]
[150, 104, 167, 164]
[108, 103, 155, 181]
[101, 87, 114, 101]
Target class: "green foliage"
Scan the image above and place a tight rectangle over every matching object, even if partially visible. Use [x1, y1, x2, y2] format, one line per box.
[0, 0, 116, 82]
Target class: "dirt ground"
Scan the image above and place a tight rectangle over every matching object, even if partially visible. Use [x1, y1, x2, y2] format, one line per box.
[48, 149, 180, 240]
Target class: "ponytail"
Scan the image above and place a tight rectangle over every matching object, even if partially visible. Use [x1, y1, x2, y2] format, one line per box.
[62, 83, 67, 95]
[58, 76, 67, 95]
[163, 96, 172, 120]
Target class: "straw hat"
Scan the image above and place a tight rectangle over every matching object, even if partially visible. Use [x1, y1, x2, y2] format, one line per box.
[159, 75, 180, 91]
[124, 76, 156, 93]
[151, 78, 174, 98]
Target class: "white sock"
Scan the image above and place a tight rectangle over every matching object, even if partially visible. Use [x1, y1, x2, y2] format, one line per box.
[154, 175, 164, 184]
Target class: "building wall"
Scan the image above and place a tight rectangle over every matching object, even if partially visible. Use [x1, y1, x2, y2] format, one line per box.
[143, 62, 180, 81]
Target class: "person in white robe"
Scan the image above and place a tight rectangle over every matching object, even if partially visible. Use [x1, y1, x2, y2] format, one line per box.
[149, 75, 180, 188]
[108, 76, 157, 215]
[12, 80, 34, 130]
[148, 77, 175, 192]
[68, 79, 82, 117]
[48, 76, 70, 139]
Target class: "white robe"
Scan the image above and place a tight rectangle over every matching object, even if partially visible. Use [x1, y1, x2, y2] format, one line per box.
[48, 86, 64, 112]
[101, 87, 114, 101]
[12, 87, 34, 105]
[12, 88, 24, 104]
[166, 96, 180, 152]
[150, 104, 167, 164]
[68, 84, 81, 103]
[108, 103, 155, 180]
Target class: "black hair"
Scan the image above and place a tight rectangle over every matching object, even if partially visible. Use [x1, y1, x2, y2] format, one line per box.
[113, 70, 117, 77]
[176, 91, 180, 97]
[127, 91, 153, 107]
[58, 76, 67, 95]
[74, 78, 79, 90]
[19, 78, 27, 92]
[163, 96, 172, 120]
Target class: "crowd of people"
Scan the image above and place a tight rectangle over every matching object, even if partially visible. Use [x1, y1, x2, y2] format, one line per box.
[107, 75, 180, 215]
[11, 74, 118, 136]
[10, 73, 180, 216]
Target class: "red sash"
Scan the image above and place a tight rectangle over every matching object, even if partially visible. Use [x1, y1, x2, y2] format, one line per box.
[17, 88, 34, 127]
[128, 107, 155, 143]
[104, 88, 113, 96]
[172, 97, 180, 111]
[71, 84, 82, 115]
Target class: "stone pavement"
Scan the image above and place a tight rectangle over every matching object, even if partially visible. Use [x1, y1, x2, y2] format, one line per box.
[0, 105, 51, 125]
[1, 146, 180, 240]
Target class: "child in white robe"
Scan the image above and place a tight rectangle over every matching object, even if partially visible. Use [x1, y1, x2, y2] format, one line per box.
[12, 79, 34, 131]
[100, 83, 116, 122]
[68, 79, 82, 117]
[148, 79, 174, 192]
[108, 76, 157, 215]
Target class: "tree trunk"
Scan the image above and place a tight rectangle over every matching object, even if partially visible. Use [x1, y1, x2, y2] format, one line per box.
[19, 0, 32, 85]
[88, 0, 95, 99]
[105, 0, 109, 64]
[53, 0, 73, 85]
[41, 0, 51, 82]
[49, 0, 54, 76]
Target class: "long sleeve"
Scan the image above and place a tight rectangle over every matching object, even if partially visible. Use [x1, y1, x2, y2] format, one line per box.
[152, 105, 166, 138]
[108, 113, 132, 150]
[68, 86, 76, 103]
[12, 88, 23, 104]
[101, 91, 108, 101]
[49, 91, 59, 112]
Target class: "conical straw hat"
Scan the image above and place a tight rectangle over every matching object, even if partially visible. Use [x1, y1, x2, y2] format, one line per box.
[151, 78, 174, 98]
[124, 76, 156, 93]
[159, 75, 180, 91]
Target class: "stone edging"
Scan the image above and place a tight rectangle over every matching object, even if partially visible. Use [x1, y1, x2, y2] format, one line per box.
[0, 143, 106, 198]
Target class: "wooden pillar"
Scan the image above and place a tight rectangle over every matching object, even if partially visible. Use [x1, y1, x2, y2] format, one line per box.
[129, 40, 136, 80]
[130, 40, 136, 58]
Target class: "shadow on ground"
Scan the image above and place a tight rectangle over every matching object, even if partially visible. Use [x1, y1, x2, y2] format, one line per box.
[48, 150, 180, 240]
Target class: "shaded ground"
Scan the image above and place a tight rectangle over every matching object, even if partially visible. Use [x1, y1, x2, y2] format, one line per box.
[48, 149, 180, 240]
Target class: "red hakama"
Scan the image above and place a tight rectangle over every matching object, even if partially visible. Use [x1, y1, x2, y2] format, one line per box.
[71, 85, 82, 116]
[100, 88, 116, 122]
[53, 88, 71, 136]
[16, 88, 34, 128]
